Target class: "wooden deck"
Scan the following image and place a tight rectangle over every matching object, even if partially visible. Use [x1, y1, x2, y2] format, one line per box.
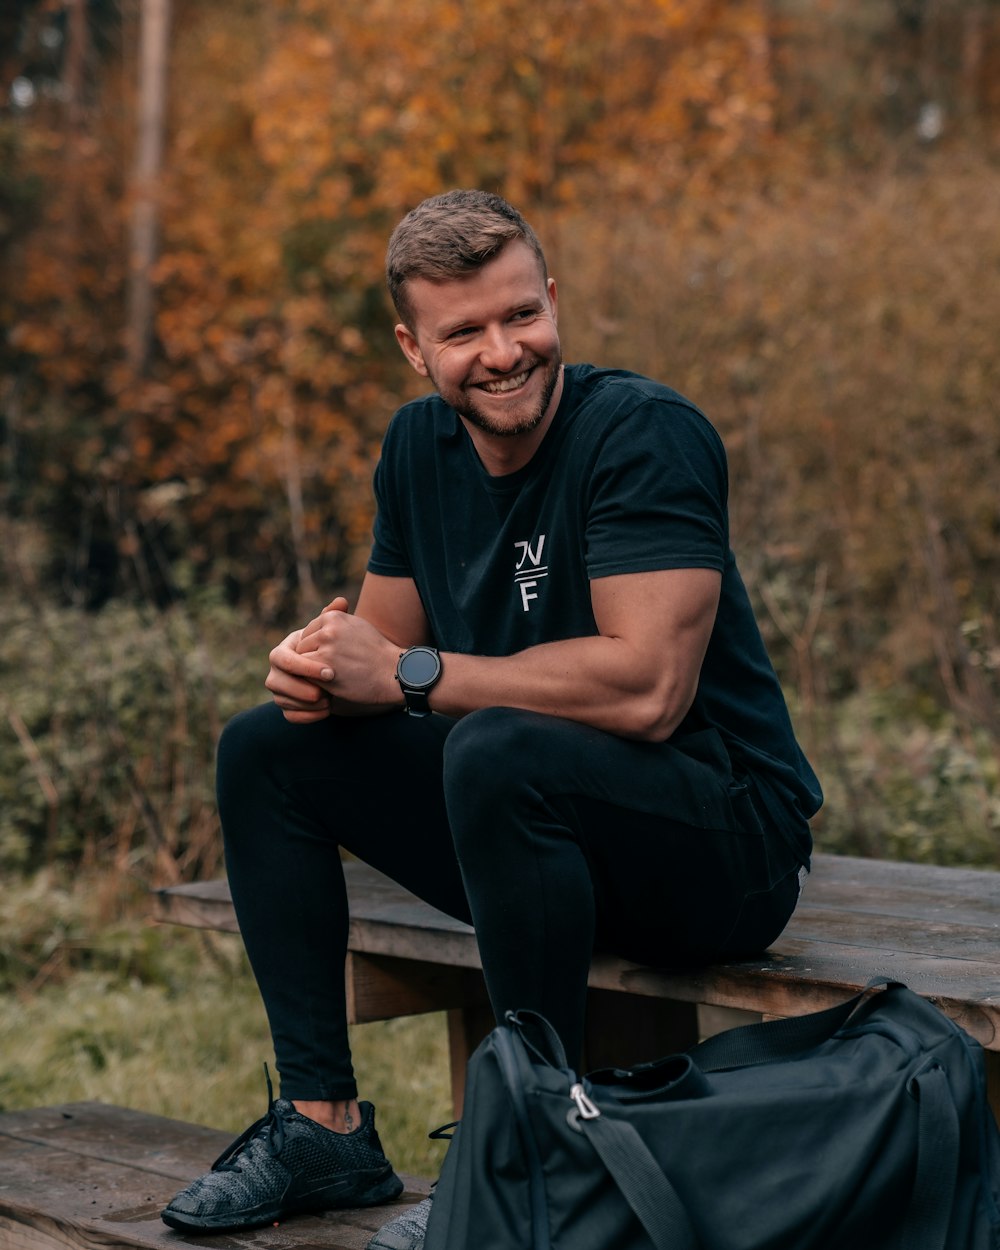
[0, 1101, 429, 1250]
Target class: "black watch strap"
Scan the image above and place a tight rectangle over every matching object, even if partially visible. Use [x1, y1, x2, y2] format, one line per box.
[401, 686, 433, 717]
[395, 646, 442, 718]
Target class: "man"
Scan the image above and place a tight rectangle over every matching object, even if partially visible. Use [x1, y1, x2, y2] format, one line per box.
[161, 190, 821, 1244]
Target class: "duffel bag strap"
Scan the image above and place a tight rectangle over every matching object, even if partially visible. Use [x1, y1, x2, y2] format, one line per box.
[692, 980, 902, 1072]
[571, 1087, 700, 1250]
[900, 1062, 961, 1250]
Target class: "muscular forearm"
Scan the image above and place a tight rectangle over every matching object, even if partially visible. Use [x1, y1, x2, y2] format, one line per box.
[426, 636, 695, 742]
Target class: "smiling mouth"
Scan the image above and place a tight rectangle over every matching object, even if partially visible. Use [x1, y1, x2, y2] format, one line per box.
[479, 368, 531, 395]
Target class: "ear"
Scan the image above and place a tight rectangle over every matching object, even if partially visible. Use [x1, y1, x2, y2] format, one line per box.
[395, 324, 429, 377]
[546, 276, 558, 325]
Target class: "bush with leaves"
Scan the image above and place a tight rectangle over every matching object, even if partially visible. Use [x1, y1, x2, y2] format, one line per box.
[0, 583, 271, 881]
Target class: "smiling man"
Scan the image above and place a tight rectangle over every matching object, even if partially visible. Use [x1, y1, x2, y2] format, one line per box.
[161, 190, 822, 1246]
[391, 230, 563, 456]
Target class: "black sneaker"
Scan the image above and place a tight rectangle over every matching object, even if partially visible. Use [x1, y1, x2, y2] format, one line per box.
[161, 1079, 403, 1233]
[367, 1192, 434, 1249]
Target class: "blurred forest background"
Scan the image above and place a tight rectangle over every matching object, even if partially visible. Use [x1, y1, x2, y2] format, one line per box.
[1, 0, 998, 1162]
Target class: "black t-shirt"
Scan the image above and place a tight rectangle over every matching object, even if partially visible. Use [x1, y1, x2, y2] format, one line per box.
[369, 363, 822, 852]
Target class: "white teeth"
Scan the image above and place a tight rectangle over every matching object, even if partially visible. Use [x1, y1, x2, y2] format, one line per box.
[483, 370, 529, 394]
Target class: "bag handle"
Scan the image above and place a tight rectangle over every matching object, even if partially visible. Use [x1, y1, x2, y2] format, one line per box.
[690, 979, 898, 1072]
[900, 1062, 961, 1250]
[575, 1108, 700, 1250]
[506, 1009, 570, 1071]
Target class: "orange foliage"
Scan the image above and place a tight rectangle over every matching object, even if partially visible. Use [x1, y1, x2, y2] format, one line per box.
[3, 0, 783, 614]
[2, 0, 998, 659]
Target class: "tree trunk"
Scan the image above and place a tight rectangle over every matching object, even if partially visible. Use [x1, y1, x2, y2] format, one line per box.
[126, 0, 172, 377]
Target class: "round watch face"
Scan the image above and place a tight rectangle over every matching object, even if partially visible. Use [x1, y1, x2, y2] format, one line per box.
[398, 647, 440, 689]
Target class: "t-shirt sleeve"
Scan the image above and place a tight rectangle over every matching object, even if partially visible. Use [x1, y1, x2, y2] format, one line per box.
[367, 452, 413, 577]
[584, 400, 729, 579]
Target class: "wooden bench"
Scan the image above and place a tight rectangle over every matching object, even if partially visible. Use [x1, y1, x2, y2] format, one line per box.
[154, 852, 1000, 1122]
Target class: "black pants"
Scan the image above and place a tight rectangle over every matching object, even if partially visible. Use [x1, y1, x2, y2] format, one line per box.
[217, 702, 804, 1101]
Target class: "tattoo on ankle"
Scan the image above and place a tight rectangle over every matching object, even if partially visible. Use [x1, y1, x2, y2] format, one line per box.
[344, 1109, 355, 1132]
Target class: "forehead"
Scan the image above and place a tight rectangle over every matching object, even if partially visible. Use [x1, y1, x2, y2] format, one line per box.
[405, 241, 550, 335]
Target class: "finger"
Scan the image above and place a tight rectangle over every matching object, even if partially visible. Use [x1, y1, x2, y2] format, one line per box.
[269, 642, 331, 683]
[300, 597, 351, 645]
[265, 669, 328, 702]
[281, 706, 332, 724]
[269, 636, 313, 670]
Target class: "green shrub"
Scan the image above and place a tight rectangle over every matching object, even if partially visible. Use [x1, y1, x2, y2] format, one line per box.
[806, 691, 1000, 867]
[0, 590, 269, 879]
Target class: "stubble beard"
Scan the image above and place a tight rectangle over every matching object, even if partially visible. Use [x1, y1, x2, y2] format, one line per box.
[451, 353, 563, 438]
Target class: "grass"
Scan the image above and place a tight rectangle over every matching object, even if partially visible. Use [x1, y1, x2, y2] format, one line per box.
[0, 882, 453, 1179]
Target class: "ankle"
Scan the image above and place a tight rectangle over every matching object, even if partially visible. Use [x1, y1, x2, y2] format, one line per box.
[293, 1098, 362, 1134]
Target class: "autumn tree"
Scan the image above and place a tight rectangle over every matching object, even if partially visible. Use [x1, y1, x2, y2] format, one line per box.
[5, 0, 780, 613]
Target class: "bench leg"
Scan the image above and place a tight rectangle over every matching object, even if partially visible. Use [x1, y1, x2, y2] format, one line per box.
[582, 990, 700, 1072]
[447, 1004, 496, 1117]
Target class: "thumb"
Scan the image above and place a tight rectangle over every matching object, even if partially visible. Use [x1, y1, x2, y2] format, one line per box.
[322, 596, 350, 614]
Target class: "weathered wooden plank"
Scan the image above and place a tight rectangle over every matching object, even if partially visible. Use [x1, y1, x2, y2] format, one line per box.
[587, 943, 1000, 1048]
[0, 1100, 227, 1181]
[780, 906, 1000, 961]
[346, 952, 488, 1024]
[153, 856, 1000, 1054]
[156, 855, 1000, 937]
[152, 877, 242, 934]
[805, 853, 1000, 897]
[0, 1103, 429, 1250]
[797, 858, 1000, 928]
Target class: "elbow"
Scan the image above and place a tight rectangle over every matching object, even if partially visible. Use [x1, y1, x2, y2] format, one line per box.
[630, 710, 684, 744]
[619, 683, 694, 744]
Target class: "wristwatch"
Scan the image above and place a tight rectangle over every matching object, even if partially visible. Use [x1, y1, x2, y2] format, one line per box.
[395, 646, 442, 717]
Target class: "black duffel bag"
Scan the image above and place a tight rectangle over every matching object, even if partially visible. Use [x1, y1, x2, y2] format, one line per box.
[423, 981, 1000, 1250]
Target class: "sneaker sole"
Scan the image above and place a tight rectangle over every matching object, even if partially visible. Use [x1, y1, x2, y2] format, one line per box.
[161, 1168, 404, 1233]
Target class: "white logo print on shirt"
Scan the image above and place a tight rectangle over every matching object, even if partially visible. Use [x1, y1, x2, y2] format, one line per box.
[514, 534, 547, 612]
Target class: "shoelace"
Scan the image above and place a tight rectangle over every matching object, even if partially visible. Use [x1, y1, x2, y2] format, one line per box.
[210, 1064, 285, 1172]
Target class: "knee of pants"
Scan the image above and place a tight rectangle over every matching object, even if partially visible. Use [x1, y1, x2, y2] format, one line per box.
[217, 703, 282, 781]
[215, 702, 303, 833]
[442, 707, 557, 834]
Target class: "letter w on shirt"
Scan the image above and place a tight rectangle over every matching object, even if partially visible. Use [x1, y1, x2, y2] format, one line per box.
[514, 535, 547, 612]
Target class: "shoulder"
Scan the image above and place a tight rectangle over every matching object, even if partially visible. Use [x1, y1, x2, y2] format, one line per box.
[383, 391, 456, 441]
[378, 392, 461, 466]
[564, 364, 726, 460]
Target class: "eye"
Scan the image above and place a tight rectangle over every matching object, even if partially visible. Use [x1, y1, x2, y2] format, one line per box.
[448, 325, 478, 339]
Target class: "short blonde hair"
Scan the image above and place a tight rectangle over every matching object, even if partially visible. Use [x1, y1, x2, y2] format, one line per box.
[386, 190, 547, 326]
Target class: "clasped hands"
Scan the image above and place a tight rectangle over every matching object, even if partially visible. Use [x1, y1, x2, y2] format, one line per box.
[265, 598, 402, 723]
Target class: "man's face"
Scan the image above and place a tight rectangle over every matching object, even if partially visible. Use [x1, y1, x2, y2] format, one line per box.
[394, 241, 563, 442]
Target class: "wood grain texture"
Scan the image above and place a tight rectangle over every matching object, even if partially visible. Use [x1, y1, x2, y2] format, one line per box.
[154, 854, 1000, 1047]
[0, 1103, 429, 1250]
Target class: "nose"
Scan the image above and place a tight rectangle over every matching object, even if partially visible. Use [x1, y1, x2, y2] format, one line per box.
[479, 325, 521, 373]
